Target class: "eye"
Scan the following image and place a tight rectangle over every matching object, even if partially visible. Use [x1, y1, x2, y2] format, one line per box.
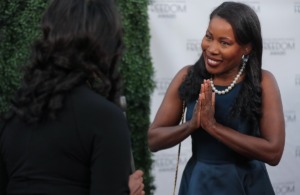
[221, 41, 230, 46]
[205, 34, 212, 40]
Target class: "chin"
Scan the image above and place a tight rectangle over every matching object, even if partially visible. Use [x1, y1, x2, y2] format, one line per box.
[205, 64, 216, 75]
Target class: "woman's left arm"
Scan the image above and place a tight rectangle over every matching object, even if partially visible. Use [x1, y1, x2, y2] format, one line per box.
[200, 71, 285, 166]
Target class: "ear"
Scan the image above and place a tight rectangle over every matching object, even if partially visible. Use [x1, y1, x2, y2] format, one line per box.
[244, 43, 252, 55]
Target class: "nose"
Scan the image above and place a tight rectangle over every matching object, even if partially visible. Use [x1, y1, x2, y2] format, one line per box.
[207, 41, 219, 54]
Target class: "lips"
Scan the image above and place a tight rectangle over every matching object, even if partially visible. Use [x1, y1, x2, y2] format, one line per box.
[206, 57, 222, 67]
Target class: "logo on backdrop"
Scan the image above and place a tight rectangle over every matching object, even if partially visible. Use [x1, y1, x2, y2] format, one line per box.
[156, 78, 172, 95]
[273, 182, 295, 195]
[284, 110, 297, 125]
[295, 2, 300, 13]
[153, 153, 189, 172]
[296, 74, 300, 86]
[149, 0, 187, 18]
[186, 39, 202, 56]
[264, 38, 295, 55]
[240, 1, 260, 13]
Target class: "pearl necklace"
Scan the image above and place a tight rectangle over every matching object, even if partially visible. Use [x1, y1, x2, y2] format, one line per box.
[210, 63, 246, 95]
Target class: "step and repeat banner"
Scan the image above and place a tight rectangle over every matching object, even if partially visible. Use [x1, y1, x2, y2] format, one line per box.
[148, 0, 300, 195]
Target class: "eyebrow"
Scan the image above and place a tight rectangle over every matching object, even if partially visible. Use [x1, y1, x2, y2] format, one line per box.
[206, 30, 233, 41]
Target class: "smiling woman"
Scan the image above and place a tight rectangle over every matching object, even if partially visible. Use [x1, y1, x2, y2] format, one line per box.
[148, 1, 285, 195]
[201, 16, 251, 95]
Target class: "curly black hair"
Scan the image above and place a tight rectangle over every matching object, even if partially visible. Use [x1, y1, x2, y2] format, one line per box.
[10, 0, 124, 123]
[179, 2, 262, 129]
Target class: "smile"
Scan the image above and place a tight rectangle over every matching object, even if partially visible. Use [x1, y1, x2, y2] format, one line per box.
[207, 58, 222, 66]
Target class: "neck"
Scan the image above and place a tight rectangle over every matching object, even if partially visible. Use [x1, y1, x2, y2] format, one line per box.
[210, 63, 246, 95]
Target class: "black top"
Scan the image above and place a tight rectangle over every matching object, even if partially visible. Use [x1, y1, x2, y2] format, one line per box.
[0, 84, 131, 195]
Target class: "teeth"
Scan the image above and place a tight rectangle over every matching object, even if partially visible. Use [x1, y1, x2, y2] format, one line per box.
[208, 59, 219, 65]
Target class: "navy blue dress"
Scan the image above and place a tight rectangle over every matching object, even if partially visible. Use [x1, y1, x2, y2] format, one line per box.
[178, 83, 275, 195]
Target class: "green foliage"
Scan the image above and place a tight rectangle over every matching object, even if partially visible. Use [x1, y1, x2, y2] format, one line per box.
[0, 0, 155, 193]
[0, 0, 47, 113]
[117, 1, 155, 194]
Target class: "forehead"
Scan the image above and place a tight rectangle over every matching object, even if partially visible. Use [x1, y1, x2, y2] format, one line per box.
[208, 16, 236, 39]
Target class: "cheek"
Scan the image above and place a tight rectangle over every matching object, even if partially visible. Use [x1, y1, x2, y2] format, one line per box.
[222, 49, 243, 63]
[224, 54, 242, 66]
[201, 38, 207, 50]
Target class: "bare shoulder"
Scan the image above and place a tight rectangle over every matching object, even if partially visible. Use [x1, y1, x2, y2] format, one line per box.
[261, 69, 278, 86]
[261, 69, 281, 94]
[169, 65, 192, 87]
[161, 65, 193, 107]
[176, 65, 192, 78]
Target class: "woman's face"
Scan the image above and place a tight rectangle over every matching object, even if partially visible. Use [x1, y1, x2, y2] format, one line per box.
[201, 16, 248, 79]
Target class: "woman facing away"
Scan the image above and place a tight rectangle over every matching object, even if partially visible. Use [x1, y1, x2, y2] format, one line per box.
[0, 0, 144, 194]
[148, 1, 285, 195]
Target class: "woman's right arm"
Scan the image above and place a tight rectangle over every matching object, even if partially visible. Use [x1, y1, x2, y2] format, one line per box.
[148, 65, 200, 152]
[89, 106, 131, 195]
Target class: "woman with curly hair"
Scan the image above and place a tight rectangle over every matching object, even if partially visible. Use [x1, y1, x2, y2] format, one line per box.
[148, 2, 285, 194]
[0, 0, 144, 194]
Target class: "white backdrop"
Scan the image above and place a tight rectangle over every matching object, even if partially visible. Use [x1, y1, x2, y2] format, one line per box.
[148, 1, 300, 195]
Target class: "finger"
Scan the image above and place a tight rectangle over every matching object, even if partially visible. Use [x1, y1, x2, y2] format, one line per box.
[203, 80, 208, 99]
[206, 80, 212, 104]
[203, 79, 208, 92]
[200, 91, 205, 102]
[201, 82, 205, 94]
[197, 97, 201, 127]
[197, 94, 201, 111]
[135, 184, 144, 194]
[132, 170, 144, 179]
[132, 183, 143, 194]
[193, 94, 201, 114]
[199, 92, 205, 112]
[201, 84, 205, 101]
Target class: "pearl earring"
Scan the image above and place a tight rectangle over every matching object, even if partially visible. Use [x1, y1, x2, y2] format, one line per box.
[242, 55, 249, 64]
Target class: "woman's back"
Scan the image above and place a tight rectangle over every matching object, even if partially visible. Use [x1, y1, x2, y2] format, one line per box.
[0, 84, 131, 195]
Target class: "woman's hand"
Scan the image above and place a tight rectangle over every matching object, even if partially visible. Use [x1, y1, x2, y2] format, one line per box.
[199, 79, 216, 131]
[129, 170, 145, 195]
[187, 93, 201, 130]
